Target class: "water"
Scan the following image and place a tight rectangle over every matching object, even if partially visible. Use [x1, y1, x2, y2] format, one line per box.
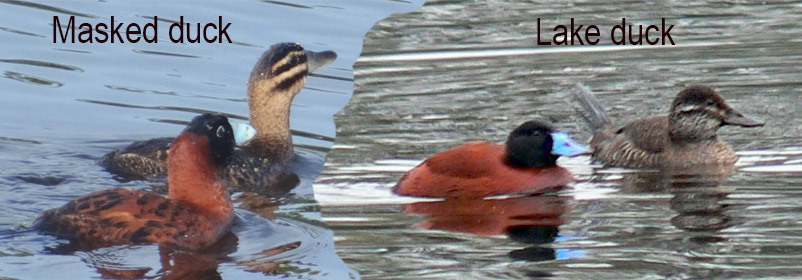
[316, 0, 802, 279]
[0, 1, 425, 279]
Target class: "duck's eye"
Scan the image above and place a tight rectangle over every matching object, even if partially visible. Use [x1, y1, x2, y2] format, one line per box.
[531, 131, 541, 137]
[216, 126, 226, 138]
[706, 99, 716, 106]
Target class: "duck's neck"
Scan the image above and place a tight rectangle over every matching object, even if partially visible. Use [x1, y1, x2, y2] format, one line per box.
[168, 133, 232, 221]
[669, 112, 721, 143]
[247, 81, 299, 160]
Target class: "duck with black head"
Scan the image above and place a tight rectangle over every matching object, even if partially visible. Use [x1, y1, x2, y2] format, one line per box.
[572, 84, 764, 169]
[37, 114, 236, 249]
[393, 120, 588, 198]
[98, 43, 337, 194]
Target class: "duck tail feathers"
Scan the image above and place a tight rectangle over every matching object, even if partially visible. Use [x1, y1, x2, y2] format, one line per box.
[571, 83, 611, 132]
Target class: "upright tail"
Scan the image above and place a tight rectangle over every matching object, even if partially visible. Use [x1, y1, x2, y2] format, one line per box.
[571, 83, 611, 132]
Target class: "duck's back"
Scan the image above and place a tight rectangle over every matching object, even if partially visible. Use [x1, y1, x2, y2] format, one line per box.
[223, 146, 299, 195]
[98, 138, 172, 180]
[36, 188, 231, 249]
[393, 142, 573, 198]
[100, 142, 299, 194]
[592, 116, 737, 168]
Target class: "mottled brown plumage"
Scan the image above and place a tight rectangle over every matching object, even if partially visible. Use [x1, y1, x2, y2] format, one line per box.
[38, 114, 236, 249]
[97, 137, 171, 179]
[97, 43, 336, 194]
[37, 188, 227, 249]
[574, 85, 764, 168]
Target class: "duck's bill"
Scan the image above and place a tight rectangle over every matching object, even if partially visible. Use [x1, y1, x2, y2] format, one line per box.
[231, 121, 257, 144]
[550, 132, 590, 157]
[305, 50, 337, 73]
[724, 110, 765, 127]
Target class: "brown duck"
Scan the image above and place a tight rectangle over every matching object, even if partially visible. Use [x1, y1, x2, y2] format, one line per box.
[98, 43, 336, 194]
[37, 114, 236, 249]
[572, 84, 764, 168]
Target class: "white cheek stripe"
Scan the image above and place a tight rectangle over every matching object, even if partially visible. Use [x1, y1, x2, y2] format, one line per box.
[677, 104, 702, 113]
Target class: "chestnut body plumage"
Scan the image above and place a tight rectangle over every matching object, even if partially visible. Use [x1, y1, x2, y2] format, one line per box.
[38, 114, 236, 249]
[393, 121, 587, 198]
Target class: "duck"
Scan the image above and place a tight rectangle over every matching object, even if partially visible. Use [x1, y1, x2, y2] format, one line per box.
[572, 84, 764, 169]
[36, 114, 236, 249]
[393, 120, 588, 198]
[98, 42, 337, 192]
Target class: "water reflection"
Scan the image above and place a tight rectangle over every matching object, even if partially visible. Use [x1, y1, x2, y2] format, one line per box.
[0, 0, 426, 278]
[596, 168, 734, 232]
[670, 190, 730, 231]
[322, 0, 802, 277]
[403, 195, 585, 264]
[3, 71, 63, 87]
[404, 195, 570, 236]
[69, 234, 238, 279]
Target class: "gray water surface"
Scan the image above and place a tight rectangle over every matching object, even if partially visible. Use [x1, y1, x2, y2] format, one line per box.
[0, 1, 425, 279]
[316, 0, 802, 279]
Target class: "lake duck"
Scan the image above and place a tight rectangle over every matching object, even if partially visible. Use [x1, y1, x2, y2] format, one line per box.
[393, 120, 588, 198]
[37, 114, 236, 249]
[98, 43, 337, 192]
[572, 84, 764, 168]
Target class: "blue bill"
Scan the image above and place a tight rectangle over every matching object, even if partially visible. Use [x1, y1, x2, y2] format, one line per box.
[231, 121, 257, 144]
[550, 131, 589, 156]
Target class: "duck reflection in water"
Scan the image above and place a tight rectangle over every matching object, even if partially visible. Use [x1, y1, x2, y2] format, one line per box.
[403, 195, 586, 262]
[592, 167, 735, 233]
[394, 120, 588, 262]
[572, 84, 758, 233]
[91, 234, 238, 280]
[49, 218, 334, 279]
[404, 195, 570, 236]
[580, 143, 744, 235]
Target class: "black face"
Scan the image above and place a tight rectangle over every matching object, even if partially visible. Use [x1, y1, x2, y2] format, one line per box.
[184, 114, 235, 167]
[505, 120, 559, 168]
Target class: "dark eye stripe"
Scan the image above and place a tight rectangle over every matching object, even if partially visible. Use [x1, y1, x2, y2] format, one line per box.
[272, 54, 307, 76]
[275, 71, 307, 91]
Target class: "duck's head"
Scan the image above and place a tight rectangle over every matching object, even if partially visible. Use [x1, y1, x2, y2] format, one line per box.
[169, 114, 236, 220]
[181, 113, 236, 167]
[505, 120, 589, 168]
[248, 42, 337, 100]
[669, 85, 764, 141]
[245, 43, 337, 149]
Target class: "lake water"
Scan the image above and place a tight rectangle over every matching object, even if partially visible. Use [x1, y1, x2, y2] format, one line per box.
[0, 1, 424, 279]
[316, 0, 802, 279]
